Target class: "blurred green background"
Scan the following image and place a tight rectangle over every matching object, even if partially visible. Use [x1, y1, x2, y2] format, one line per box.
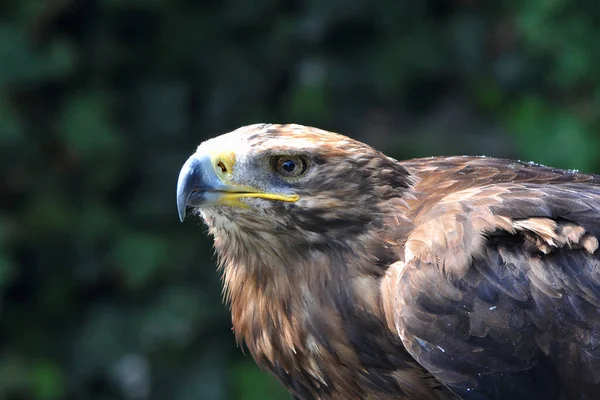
[1, 1, 600, 399]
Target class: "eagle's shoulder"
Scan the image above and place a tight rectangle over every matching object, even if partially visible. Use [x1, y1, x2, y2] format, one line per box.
[400, 155, 600, 190]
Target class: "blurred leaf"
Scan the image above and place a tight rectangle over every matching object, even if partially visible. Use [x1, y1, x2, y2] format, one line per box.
[0, 97, 24, 147]
[231, 361, 290, 400]
[0, 354, 29, 395]
[550, 17, 594, 87]
[138, 284, 212, 350]
[75, 305, 130, 377]
[77, 202, 120, 241]
[58, 91, 124, 161]
[131, 82, 189, 138]
[286, 83, 329, 123]
[472, 77, 505, 111]
[0, 247, 16, 293]
[31, 361, 65, 400]
[105, 0, 165, 6]
[516, 0, 568, 48]
[0, 24, 75, 89]
[15, 0, 47, 23]
[42, 39, 77, 80]
[449, 15, 486, 74]
[25, 193, 73, 234]
[507, 96, 600, 170]
[112, 232, 168, 289]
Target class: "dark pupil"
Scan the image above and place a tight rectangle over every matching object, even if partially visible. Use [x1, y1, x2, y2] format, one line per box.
[281, 160, 296, 172]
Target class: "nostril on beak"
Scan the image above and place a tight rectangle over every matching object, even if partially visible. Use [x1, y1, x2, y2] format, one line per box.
[217, 160, 227, 173]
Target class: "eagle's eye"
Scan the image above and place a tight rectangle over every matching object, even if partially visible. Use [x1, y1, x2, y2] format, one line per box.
[273, 155, 308, 179]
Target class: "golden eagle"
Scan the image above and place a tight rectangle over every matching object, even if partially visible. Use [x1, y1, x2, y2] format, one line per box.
[176, 124, 600, 400]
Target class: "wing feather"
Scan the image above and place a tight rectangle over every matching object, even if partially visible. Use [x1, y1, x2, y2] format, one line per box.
[384, 159, 600, 400]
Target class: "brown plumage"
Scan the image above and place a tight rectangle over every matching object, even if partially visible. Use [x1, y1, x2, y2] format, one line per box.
[176, 124, 600, 400]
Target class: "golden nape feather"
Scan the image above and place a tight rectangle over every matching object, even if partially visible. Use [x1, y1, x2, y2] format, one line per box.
[176, 123, 600, 400]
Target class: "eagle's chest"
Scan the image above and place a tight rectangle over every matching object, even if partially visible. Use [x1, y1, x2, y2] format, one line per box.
[220, 240, 441, 398]
[234, 291, 416, 399]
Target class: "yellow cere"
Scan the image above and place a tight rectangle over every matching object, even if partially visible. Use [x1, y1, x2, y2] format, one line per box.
[210, 150, 236, 183]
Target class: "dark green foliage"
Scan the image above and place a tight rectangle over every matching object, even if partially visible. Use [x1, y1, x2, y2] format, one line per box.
[0, 1, 598, 399]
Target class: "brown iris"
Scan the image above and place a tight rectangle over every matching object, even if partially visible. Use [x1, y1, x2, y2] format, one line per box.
[273, 156, 308, 178]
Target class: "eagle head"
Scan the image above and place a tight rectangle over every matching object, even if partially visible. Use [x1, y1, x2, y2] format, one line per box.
[176, 124, 413, 248]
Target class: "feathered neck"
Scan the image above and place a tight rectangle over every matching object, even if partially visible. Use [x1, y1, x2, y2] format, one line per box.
[201, 208, 438, 399]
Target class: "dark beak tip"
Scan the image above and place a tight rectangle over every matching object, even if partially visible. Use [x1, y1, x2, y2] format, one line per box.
[177, 185, 192, 223]
[178, 207, 187, 223]
[177, 153, 218, 222]
[177, 196, 187, 223]
[177, 157, 195, 223]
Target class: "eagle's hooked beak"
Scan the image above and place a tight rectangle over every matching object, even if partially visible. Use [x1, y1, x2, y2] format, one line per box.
[177, 152, 300, 222]
[177, 154, 225, 222]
